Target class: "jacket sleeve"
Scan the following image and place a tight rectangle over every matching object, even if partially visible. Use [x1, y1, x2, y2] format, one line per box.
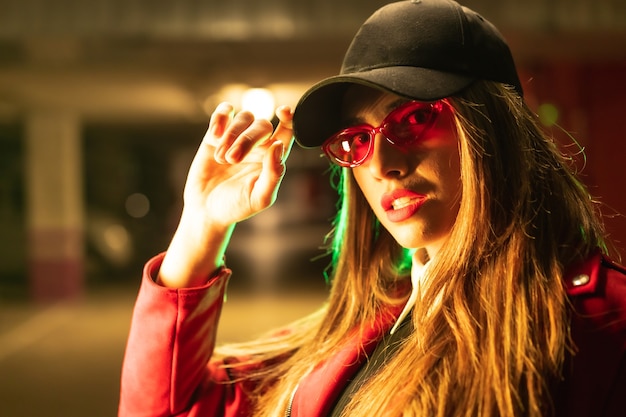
[118, 253, 254, 417]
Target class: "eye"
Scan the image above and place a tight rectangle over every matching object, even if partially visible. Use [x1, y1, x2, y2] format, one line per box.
[401, 105, 434, 126]
[382, 101, 440, 144]
[351, 132, 370, 145]
[328, 129, 370, 158]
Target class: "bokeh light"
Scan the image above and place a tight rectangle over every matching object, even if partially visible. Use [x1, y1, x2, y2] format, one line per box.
[537, 103, 559, 127]
[125, 193, 150, 219]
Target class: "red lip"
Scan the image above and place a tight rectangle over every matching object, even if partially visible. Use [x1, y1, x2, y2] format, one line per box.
[381, 189, 427, 223]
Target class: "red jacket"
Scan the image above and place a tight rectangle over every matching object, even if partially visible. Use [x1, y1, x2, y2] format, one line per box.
[118, 251, 626, 416]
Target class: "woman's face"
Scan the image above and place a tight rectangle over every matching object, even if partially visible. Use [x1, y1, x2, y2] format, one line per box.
[342, 87, 462, 256]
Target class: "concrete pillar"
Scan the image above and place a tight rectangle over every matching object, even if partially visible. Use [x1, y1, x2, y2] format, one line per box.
[25, 111, 84, 302]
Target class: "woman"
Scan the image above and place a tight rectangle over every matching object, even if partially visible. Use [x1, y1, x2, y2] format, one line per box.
[119, 1, 626, 416]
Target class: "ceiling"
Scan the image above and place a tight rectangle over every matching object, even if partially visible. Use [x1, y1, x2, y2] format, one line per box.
[0, 0, 625, 123]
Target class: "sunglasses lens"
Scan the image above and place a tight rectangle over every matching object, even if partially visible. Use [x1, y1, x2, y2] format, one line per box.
[382, 102, 439, 144]
[325, 130, 371, 166]
[322, 101, 443, 167]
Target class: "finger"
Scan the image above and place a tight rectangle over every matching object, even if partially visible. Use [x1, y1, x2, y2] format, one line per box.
[271, 105, 295, 158]
[191, 103, 233, 177]
[225, 118, 274, 164]
[251, 140, 286, 210]
[214, 110, 255, 163]
[205, 102, 234, 146]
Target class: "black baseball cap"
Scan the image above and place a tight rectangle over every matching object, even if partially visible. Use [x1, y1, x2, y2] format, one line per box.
[293, 0, 522, 148]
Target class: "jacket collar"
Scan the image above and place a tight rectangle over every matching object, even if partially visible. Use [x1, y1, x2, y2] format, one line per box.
[290, 306, 402, 417]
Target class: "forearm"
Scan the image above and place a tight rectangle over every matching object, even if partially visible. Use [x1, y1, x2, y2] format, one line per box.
[158, 207, 235, 288]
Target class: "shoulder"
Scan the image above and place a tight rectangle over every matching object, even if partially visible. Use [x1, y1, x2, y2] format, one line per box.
[564, 249, 626, 346]
[564, 249, 626, 299]
[560, 250, 626, 415]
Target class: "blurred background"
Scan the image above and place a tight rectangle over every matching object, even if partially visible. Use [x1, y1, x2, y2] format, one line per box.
[0, 0, 625, 415]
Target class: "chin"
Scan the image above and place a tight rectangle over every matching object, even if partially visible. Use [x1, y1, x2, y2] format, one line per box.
[390, 231, 429, 250]
[388, 224, 449, 252]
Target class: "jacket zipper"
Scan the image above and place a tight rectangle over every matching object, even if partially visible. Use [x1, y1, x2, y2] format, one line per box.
[285, 384, 299, 417]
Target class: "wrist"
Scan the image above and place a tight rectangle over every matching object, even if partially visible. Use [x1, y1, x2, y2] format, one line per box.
[158, 209, 235, 288]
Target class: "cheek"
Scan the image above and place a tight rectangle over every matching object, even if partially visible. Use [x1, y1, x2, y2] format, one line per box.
[352, 169, 380, 210]
[443, 150, 462, 195]
[422, 145, 461, 192]
[441, 152, 462, 227]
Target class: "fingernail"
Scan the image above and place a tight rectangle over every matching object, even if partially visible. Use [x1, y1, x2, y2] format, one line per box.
[277, 105, 292, 115]
[215, 102, 232, 113]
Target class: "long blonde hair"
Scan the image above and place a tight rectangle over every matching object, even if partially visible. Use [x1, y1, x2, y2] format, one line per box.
[216, 81, 609, 416]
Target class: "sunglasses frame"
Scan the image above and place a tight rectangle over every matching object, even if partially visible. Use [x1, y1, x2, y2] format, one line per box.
[322, 100, 445, 167]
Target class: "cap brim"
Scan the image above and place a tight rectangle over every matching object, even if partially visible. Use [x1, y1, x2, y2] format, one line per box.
[293, 66, 474, 148]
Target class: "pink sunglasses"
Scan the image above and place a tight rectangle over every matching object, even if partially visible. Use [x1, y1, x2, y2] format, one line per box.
[322, 100, 445, 167]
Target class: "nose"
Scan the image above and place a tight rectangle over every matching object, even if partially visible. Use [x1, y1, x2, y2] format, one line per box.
[366, 133, 410, 179]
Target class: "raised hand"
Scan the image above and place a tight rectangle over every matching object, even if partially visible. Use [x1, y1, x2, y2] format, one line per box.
[185, 102, 294, 229]
[158, 103, 295, 288]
